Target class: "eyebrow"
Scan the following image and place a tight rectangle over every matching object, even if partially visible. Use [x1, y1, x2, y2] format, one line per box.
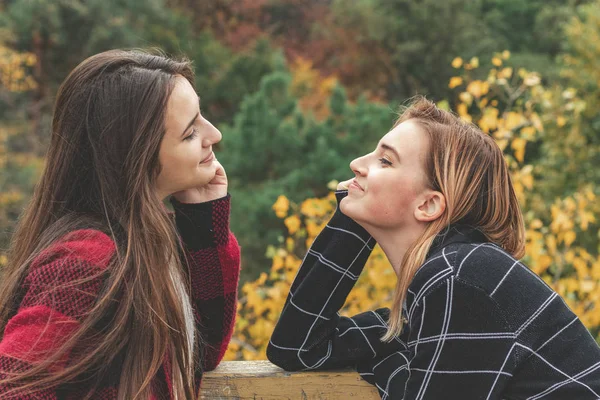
[380, 142, 401, 160]
[181, 111, 199, 138]
[180, 96, 201, 138]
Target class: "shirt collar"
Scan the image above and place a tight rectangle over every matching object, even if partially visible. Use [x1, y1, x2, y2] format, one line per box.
[427, 224, 488, 257]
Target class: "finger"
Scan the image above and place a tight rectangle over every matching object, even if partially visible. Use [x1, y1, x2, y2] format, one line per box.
[337, 178, 354, 190]
[212, 160, 227, 178]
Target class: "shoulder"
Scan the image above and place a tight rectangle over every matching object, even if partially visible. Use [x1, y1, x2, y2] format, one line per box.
[408, 242, 563, 330]
[410, 241, 548, 297]
[16, 229, 116, 319]
[26, 229, 116, 285]
[32, 229, 115, 266]
[451, 242, 551, 299]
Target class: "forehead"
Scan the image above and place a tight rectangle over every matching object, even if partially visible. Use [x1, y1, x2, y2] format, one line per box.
[168, 76, 198, 113]
[381, 119, 428, 156]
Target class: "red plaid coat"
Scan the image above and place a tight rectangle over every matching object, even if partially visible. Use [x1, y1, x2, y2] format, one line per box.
[0, 195, 240, 399]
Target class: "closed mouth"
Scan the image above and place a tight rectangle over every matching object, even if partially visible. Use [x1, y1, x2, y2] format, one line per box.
[349, 179, 364, 191]
[200, 152, 214, 164]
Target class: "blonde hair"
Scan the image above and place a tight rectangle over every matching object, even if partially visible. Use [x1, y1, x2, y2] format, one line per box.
[381, 97, 525, 342]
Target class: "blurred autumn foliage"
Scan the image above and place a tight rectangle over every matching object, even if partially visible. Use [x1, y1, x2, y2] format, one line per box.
[225, 40, 600, 359]
[0, 0, 599, 360]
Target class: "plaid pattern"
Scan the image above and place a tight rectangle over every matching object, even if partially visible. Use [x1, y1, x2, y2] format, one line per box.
[0, 195, 240, 399]
[268, 190, 600, 399]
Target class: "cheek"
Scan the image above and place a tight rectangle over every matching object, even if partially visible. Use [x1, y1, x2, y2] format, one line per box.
[165, 147, 200, 170]
[364, 173, 421, 223]
[158, 148, 198, 184]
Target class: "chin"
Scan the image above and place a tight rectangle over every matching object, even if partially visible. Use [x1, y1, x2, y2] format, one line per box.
[339, 197, 351, 214]
[339, 199, 363, 222]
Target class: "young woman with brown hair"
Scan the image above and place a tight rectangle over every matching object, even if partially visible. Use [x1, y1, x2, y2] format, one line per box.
[0, 49, 240, 399]
[268, 97, 600, 399]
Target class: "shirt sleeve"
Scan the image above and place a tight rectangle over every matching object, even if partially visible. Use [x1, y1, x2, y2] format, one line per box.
[0, 230, 114, 399]
[171, 194, 241, 372]
[267, 190, 406, 371]
[364, 274, 517, 400]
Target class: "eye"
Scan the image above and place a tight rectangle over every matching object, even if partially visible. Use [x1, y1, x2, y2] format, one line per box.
[183, 127, 198, 141]
[379, 157, 392, 166]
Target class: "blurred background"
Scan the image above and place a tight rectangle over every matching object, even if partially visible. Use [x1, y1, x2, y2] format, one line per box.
[0, 0, 599, 360]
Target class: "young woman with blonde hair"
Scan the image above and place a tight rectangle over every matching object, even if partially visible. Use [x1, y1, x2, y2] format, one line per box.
[268, 97, 600, 399]
[0, 49, 240, 399]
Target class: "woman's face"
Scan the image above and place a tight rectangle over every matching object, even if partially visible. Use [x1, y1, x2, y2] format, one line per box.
[156, 76, 222, 199]
[340, 119, 431, 231]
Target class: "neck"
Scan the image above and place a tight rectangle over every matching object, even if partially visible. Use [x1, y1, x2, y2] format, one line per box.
[367, 223, 426, 276]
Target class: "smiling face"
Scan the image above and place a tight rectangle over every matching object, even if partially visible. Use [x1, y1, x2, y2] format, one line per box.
[156, 76, 222, 199]
[340, 119, 433, 232]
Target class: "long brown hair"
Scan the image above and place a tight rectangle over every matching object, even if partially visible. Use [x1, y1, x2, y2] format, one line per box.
[382, 97, 525, 341]
[0, 49, 198, 399]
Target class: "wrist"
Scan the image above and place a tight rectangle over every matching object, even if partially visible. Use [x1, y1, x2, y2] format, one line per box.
[172, 187, 228, 204]
[170, 193, 231, 249]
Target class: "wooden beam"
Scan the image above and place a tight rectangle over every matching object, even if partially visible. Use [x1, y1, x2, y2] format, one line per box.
[199, 360, 380, 399]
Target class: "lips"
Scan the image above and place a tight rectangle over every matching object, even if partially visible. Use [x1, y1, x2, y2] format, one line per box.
[200, 152, 215, 164]
[349, 179, 364, 191]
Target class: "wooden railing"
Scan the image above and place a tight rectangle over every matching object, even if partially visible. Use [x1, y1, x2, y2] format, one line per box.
[199, 361, 380, 399]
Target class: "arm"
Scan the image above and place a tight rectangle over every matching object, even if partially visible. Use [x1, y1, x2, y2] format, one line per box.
[362, 276, 517, 399]
[0, 230, 114, 398]
[171, 194, 241, 372]
[267, 190, 406, 371]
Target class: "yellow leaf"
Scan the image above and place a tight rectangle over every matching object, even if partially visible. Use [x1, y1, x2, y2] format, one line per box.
[451, 57, 463, 68]
[271, 255, 284, 272]
[580, 280, 595, 293]
[272, 195, 290, 218]
[533, 255, 552, 275]
[505, 111, 525, 130]
[495, 139, 508, 151]
[502, 50, 511, 59]
[521, 173, 533, 190]
[524, 73, 541, 86]
[511, 137, 527, 162]
[286, 237, 294, 252]
[284, 215, 301, 235]
[564, 231, 576, 247]
[531, 113, 543, 131]
[449, 76, 463, 89]
[520, 126, 536, 140]
[580, 211, 595, 231]
[478, 107, 499, 133]
[457, 103, 472, 122]
[459, 91, 473, 106]
[327, 180, 339, 191]
[573, 258, 588, 277]
[492, 57, 502, 67]
[530, 219, 543, 230]
[466, 80, 489, 98]
[498, 67, 513, 79]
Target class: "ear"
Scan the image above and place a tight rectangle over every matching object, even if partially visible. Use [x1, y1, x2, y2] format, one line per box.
[414, 190, 446, 222]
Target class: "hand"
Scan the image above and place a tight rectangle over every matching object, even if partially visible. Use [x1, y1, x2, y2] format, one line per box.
[337, 178, 354, 190]
[172, 159, 228, 204]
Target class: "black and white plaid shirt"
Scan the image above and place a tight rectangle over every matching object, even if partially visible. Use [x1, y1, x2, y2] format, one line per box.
[267, 190, 600, 399]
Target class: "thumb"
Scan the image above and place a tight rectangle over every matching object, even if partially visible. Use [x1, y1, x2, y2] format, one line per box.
[213, 160, 227, 178]
[337, 178, 354, 190]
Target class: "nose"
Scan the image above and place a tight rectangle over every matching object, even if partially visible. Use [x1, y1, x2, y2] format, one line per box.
[349, 155, 368, 177]
[203, 120, 222, 147]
